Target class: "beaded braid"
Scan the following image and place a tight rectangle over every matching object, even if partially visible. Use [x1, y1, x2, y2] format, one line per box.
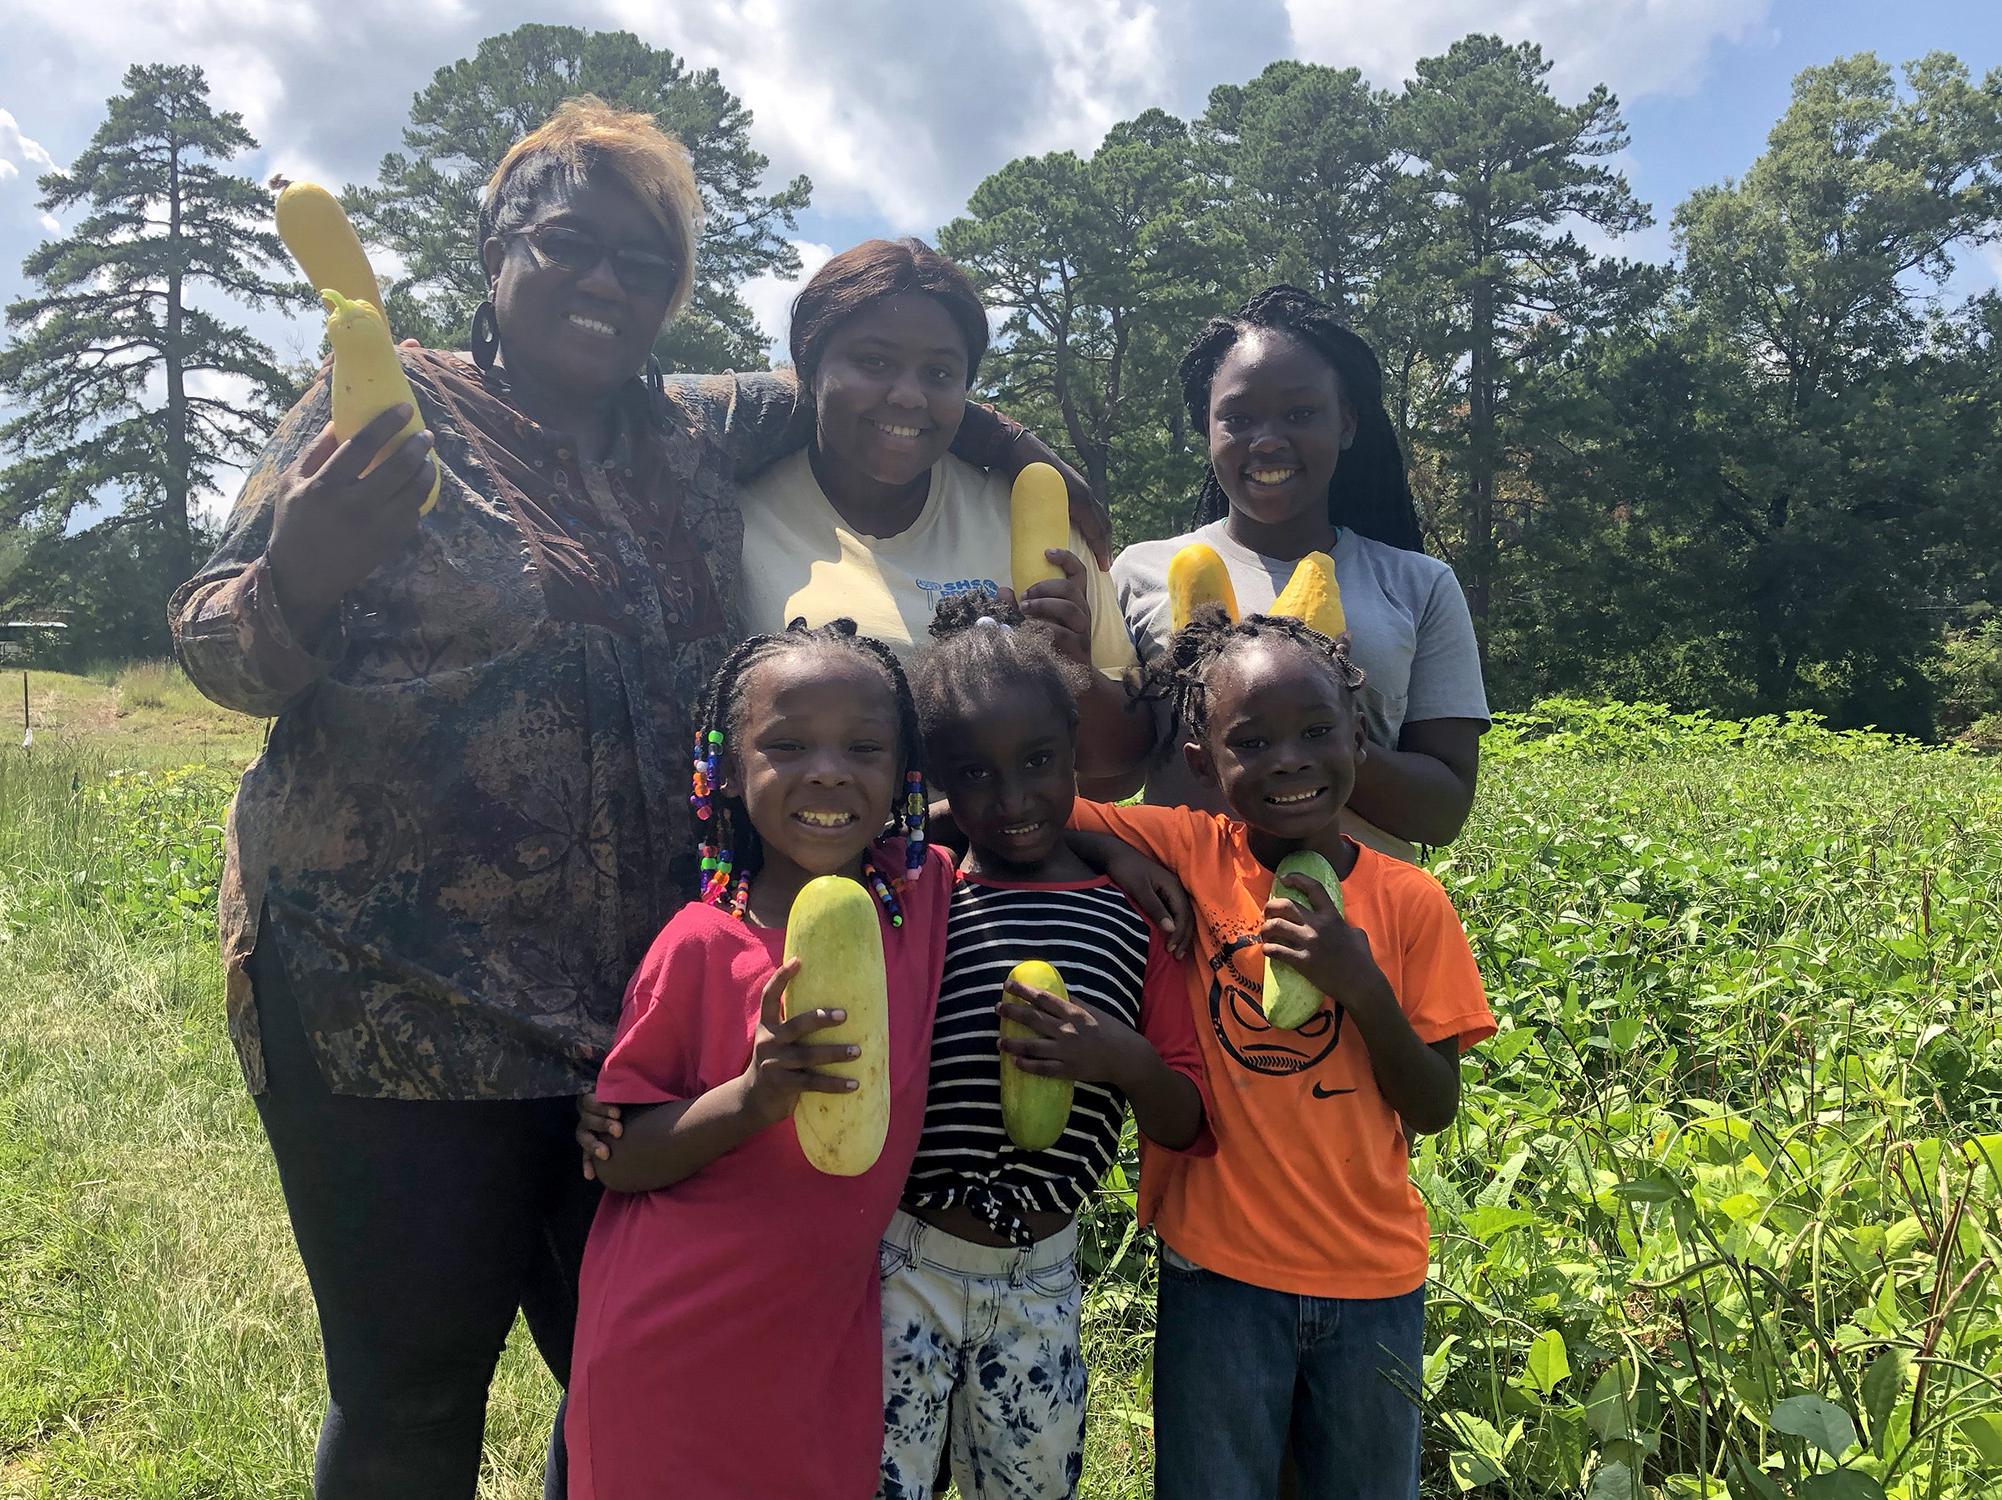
[688, 617, 928, 923]
[1140, 606, 1368, 750]
[1177, 284, 1424, 552]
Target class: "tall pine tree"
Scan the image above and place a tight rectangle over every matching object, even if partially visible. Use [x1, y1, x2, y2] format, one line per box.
[0, 64, 302, 650]
[1194, 61, 1398, 320]
[1394, 37, 1650, 645]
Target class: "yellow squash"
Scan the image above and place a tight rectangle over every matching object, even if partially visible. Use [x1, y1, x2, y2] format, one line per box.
[321, 290, 440, 514]
[1270, 551, 1346, 639]
[1165, 542, 1240, 630]
[999, 960, 1075, 1151]
[1010, 462, 1070, 593]
[1261, 849, 1343, 1030]
[783, 875, 891, 1176]
[275, 181, 382, 310]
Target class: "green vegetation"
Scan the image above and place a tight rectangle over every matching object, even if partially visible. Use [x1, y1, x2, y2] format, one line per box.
[3, 701, 1996, 1497]
[9, 667, 264, 771]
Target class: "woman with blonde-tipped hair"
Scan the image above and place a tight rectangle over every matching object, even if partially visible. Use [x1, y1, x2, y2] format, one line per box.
[172, 97, 1084, 1498]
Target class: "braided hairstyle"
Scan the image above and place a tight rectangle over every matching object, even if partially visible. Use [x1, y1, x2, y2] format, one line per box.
[1178, 284, 1423, 552]
[910, 588, 1095, 757]
[1143, 606, 1368, 751]
[690, 618, 925, 905]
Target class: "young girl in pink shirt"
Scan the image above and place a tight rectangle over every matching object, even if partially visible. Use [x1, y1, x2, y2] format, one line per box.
[564, 618, 952, 1500]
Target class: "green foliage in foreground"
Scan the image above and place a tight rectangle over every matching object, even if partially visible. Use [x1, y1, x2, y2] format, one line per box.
[2, 704, 1999, 1497]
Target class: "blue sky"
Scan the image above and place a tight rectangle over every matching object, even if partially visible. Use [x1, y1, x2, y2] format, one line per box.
[0, 0, 1997, 517]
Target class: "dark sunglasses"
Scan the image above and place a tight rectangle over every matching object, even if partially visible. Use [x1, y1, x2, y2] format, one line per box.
[512, 222, 681, 297]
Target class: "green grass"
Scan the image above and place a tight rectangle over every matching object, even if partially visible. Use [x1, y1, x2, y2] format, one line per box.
[11, 665, 265, 772]
[2, 700, 1999, 1498]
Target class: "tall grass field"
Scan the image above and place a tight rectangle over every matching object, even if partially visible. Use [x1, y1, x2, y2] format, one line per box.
[2, 689, 1998, 1498]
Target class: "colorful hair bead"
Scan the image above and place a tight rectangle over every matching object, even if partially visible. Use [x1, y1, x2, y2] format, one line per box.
[690, 727, 729, 821]
[689, 730, 713, 818]
[699, 842, 733, 906]
[901, 770, 928, 882]
[861, 852, 904, 927]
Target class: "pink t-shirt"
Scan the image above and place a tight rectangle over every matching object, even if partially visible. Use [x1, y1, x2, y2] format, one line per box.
[567, 843, 951, 1500]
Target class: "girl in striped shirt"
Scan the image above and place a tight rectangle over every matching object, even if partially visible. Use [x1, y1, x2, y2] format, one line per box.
[878, 592, 1212, 1500]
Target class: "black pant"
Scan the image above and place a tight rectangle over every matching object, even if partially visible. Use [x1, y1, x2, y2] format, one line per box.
[249, 934, 598, 1500]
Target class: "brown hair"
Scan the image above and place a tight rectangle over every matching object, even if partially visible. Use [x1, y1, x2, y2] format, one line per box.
[481, 96, 701, 315]
[788, 238, 989, 385]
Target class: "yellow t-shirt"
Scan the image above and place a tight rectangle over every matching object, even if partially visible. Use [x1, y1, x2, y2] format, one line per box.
[738, 450, 1139, 677]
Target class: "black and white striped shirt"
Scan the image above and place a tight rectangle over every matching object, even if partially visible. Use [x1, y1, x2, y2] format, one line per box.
[903, 875, 1202, 1245]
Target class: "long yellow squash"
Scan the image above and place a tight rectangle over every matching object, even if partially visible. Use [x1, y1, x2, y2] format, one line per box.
[782, 875, 890, 1176]
[1270, 551, 1345, 639]
[999, 959, 1075, 1151]
[1010, 462, 1070, 592]
[275, 181, 382, 310]
[1166, 542, 1240, 630]
[321, 291, 440, 513]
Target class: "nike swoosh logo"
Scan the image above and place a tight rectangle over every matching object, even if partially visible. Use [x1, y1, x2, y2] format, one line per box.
[1311, 1083, 1356, 1099]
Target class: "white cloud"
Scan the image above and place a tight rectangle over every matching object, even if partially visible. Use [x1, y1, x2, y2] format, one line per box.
[739, 237, 834, 356]
[0, 110, 56, 170]
[598, 0, 1254, 231]
[1282, 0, 1774, 103]
[0, 108, 58, 185]
[5, 0, 481, 181]
[38, 213, 58, 233]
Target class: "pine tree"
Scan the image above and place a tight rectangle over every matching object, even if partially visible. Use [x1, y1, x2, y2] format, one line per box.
[0, 63, 304, 648]
[1394, 37, 1651, 644]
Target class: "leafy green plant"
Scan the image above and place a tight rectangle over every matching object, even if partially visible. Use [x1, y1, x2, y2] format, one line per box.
[0, 747, 233, 940]
[1079, 703, 2002, 1498]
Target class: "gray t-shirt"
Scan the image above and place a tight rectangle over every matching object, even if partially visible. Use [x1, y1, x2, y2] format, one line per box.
[1113, 519, 1489, 851]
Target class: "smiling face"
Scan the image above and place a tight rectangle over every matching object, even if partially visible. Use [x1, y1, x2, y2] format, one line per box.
[809, 292, 971, 490]
[482, 173, 679, 402]
[1207, 328, 1356, 535]
[1185, 635, 1366, 844]
[725, 648, 904, 881]
[927, 679, 1077, 877]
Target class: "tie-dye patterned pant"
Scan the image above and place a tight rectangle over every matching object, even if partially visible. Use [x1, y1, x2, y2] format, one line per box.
[876, 1210, 1088, 1500]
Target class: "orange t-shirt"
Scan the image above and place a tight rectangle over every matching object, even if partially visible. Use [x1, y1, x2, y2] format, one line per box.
[1071, 800, 1495, 1299]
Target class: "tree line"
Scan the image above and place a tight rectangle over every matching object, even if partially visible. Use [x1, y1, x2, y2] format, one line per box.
[2, 25, 1998, 737]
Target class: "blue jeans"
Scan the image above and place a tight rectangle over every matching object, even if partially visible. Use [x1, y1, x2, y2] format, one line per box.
[1152, 1249, 1425, 1500]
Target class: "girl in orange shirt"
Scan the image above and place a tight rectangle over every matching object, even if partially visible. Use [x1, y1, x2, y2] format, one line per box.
[1069, 610, 1494, 1500]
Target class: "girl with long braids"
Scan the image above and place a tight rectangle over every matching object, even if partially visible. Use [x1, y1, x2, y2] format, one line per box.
[561, 619, 954, 1500]
[1113, 285, 1489, 857]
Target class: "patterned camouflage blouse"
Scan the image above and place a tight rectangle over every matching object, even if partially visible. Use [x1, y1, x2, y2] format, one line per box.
[172, 350, 1020, 1102]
